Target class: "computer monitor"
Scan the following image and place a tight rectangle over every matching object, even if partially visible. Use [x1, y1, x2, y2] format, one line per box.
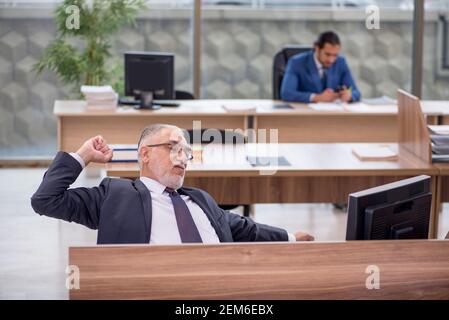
[346, 175, 432, 240]
[124, 51, 175, 100]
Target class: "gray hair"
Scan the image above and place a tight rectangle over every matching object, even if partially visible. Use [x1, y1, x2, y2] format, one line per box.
[137, 124, 180, 166]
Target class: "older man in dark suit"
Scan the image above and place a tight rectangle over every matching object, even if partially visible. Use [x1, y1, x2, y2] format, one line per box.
[31, 124, 314, 244]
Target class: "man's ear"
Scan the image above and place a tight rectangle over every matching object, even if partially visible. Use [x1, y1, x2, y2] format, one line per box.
[139, 146, 150, 164]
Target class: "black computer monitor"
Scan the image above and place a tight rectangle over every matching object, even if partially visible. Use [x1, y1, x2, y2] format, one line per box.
[346, 175, 432, 240]
[124, 51, 175, 100]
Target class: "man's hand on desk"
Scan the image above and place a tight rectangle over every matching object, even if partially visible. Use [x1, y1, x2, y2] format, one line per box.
[339, 87, 352, 103]
[294, 231, 315, 241]
[76, 135, 113, 165]
[312, 88, 339, 103]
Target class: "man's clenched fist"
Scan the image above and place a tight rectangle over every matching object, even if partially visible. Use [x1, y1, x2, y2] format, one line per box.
[76, 135, 113, 165]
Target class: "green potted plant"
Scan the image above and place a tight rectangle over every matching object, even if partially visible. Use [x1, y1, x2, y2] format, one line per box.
[33, 0, 146, 97]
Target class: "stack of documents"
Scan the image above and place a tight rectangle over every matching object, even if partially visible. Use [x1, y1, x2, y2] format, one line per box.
[362, 95, 396, 105]
[428, 125, 449, 162]
[108, 144, 137, 163]
[307, 102, 344, 111]
[222, 102, 257, 112]
[81, 85, 118, 110]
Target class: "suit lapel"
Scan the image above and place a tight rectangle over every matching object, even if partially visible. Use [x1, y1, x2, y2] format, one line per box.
[306, 51, 323, 92]
[133, 179, 152, 242]
[178, 188, 227, 242]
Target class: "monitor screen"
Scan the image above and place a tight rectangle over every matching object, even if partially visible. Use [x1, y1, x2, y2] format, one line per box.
[346, 175, 432, 240]
[124, 51, 174, 99]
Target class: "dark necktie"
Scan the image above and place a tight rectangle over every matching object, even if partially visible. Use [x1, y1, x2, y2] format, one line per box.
[165, 187, 203, 243]
[321, 67, 328, 90]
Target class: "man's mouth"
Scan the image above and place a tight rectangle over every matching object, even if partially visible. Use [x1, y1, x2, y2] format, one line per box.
[173, 165, 186, 173]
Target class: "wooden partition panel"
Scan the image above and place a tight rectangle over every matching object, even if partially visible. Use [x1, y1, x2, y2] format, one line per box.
[69, 240, 449, 300]
[397, 89, 432, 163]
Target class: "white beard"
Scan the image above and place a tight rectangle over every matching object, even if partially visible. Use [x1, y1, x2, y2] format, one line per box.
[158, 171, 185, 190]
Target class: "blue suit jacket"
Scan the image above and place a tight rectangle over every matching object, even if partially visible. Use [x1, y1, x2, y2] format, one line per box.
[280, 50, 361, 103]
[31, 152, 288, 244]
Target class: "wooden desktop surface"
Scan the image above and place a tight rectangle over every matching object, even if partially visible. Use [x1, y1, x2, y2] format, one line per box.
[106, 143, 437, 178]
[69, 240, 449, 300]
[55, 99, 449, 151]
[54, 99, 447, 117]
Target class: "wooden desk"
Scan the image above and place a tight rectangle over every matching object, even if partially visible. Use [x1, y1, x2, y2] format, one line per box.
[255, 100, 443, 143]
[54, 99, 446, 151]
[69, 240, 449, 300]
[54, 100, 251, 152]
[106, 143, 440, 238]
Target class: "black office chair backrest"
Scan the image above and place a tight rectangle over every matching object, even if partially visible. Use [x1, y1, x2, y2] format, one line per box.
[183, 129, 247, 145]
[175, 90, 195, 100]
[272, 44, 313, 100]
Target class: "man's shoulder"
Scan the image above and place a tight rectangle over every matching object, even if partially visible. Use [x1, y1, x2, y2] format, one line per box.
[290, 50, 312, 63]
[100, 177, 136, 189]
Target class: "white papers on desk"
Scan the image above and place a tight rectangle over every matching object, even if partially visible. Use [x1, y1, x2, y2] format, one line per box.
[428, 125, 449, 135]
[307, 102, 345, 111]
[222, 103, 257, 112]
[308, 102, 397, 113]
[81, 85, 118, 110]
[109, 144, 137, 150]
[342, 102, 397, 113]
[362, 95, 396, 105]
[109, 149, 138, 162]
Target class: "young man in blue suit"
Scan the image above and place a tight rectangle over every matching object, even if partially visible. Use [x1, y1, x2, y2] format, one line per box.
[280, 31, 361, 103]
[31, 124, 314, 244]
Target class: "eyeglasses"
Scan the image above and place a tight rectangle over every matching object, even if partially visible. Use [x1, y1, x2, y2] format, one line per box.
[145, 141, 193, 161]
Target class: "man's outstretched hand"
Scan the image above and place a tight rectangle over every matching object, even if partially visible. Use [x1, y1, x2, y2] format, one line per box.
[294, 231, 315, 241]
[76, 135, 113, 165]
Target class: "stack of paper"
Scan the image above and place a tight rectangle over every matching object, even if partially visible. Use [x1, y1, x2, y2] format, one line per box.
[107, 144, 137, 163]
[428, 125, 449, 135]
[81, 85, 118, 110]
[428, 125, 449, 162]
[351, 145, 398, 161]
[222, 103, 257, 112]
[307, 102, 344, 111]
[362, 95, 396, 105]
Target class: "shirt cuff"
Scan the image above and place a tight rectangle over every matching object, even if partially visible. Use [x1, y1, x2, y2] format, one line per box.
[69, 152, 86, 169]
[288, 233, 296, 242]
[309, 94, 315, 102]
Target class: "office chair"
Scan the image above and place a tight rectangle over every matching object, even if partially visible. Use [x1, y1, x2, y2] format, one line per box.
[272, 44, 313, 100]
[175, 90, 195, 100]
[184, 128, 251, 217]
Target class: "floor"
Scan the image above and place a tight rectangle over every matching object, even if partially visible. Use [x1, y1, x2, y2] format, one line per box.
[0, 167, 448, 299]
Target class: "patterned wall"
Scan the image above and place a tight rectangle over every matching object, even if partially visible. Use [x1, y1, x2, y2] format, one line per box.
[0, 10, 448, 156]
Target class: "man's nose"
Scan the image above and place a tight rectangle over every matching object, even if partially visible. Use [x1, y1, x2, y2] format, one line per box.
[177, 152, 189, 163]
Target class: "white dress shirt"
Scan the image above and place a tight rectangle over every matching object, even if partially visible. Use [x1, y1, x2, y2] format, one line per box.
[314, 52, 325, 78]
[139, 176, 220, 244]
[69, 153, 296, 243]
[309, 52, 325, 103]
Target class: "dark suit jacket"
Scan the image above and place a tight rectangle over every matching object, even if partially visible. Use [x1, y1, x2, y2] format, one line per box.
[31, 152, 289, 244]
[280, 50, 361, 103]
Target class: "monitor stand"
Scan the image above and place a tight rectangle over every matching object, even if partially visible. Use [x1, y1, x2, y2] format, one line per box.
[119, 97, 140, 106]
[134, 104, 161, 111]
[119, 97, 179, 108]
